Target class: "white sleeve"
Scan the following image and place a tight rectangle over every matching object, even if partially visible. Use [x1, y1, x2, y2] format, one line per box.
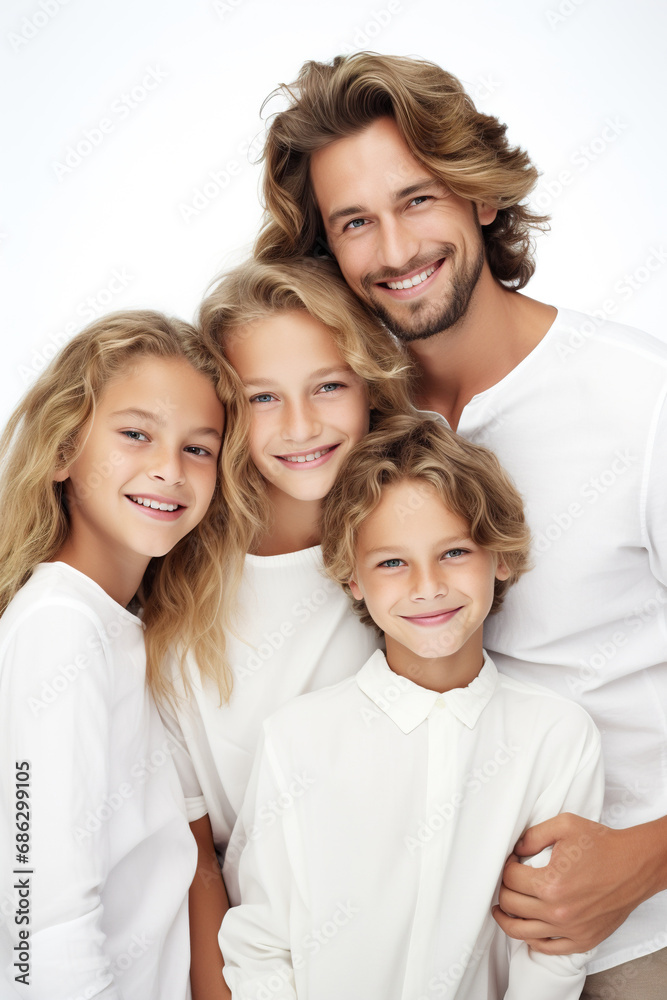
[643, 387, 667, 587]
[156, 672, 208, 824]
[0, 602, 120, 999]
[219, 725, 297, 1000]
[504, 709, 605, 1000]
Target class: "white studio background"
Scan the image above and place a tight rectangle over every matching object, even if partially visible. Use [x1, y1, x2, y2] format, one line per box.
[2, 0, 665, 428]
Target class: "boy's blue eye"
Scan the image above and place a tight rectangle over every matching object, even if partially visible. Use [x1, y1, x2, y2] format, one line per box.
[380, 558, 404, 568]
[444, 548, 466, 558]
[320, 382, 344, 393]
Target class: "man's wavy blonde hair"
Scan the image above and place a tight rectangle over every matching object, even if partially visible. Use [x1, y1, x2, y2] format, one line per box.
[256, 52, 548, 288]
[321, 413, 531, 630]
[198, 255, 417, 673]
[0, 310, 237, 704]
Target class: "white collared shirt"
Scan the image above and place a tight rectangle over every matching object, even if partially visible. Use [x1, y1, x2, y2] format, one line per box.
[449, 308, 667, 972]
[221, 649, 604, 1000]
[0, 563, 196, 1000]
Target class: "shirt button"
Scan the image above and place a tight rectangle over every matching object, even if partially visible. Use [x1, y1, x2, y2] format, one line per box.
[435, 696, 446, 709]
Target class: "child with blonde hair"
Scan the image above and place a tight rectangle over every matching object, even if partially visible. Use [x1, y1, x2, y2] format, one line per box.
[158, 256, 417, 995]
[221, 413, 605, 1000]
[0, 310, 233, 999]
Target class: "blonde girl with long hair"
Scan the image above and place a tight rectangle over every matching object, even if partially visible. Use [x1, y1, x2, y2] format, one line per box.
[0, 311, 233, 1000]
[160, 256, 416, 997]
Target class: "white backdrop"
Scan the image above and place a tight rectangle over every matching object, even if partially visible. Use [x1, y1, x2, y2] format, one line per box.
[2, 0, 666, 426]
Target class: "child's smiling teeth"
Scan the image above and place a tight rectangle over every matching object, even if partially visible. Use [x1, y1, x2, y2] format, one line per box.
[385, 264, 437, 290]
[282, 447, 334, 464]
[129, 495, 180, 511]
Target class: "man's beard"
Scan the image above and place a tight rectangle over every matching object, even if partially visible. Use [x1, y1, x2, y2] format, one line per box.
[361, 240, 485, 344]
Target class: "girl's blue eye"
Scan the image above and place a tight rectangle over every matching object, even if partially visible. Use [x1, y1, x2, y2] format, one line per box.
[320, 382, 344, 393]
[250, 393, 275, 404]
[122, 430, 148, 441]
[380, 558, 403, 568]
[444, 548, 466, 558]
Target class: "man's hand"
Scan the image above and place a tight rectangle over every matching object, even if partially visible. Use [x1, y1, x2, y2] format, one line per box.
[492, 812, 667, 955]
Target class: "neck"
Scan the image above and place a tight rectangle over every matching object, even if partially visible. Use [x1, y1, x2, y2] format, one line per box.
[409, 269, 557, 430]
[385, 629, 485, 693]
[53, 531, 147, 609]
[254, 487, 322, 557]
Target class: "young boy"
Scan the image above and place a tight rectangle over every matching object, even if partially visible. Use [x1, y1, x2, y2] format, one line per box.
[220, 414, 604, 1000]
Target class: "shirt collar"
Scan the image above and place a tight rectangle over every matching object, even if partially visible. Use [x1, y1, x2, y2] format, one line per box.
[356, 649, 498, 735]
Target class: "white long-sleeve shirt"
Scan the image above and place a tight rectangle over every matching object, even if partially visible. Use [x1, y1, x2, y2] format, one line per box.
[220, 649, 604, 1000]
[0, 562, 196, 1000]
[159, 545, 380, 863]
[450, 308, 667, 972]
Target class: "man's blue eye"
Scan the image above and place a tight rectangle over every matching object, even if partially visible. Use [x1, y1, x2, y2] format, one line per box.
[347, 218, 366, 229]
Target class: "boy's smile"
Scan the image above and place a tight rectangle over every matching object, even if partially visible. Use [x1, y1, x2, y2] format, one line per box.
[349, 479, 509, 692]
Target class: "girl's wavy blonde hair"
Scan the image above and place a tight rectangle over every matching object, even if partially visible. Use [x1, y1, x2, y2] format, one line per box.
[321, 413, 532, 630]
[256, 52, 548, 288]
[198, 255, 417, 680]
[0, 310, 237, 703]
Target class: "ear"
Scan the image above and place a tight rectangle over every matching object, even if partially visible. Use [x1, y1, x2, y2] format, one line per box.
[349, 577, 363, 601]
[53, 466, 70, 483]
[476, 200, 498, 226]
[495, 557, 511, 582]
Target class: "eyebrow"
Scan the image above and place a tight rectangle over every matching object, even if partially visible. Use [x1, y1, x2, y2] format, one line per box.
[110, 408, 222, 439]
[363, 536, 472, 558]
[110, 408, 166, 425]
[326, 178, 442, 228]
[242, 366, 354, 388]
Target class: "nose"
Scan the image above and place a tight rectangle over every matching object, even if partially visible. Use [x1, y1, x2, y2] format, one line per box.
[281, 398, 322, 445]
[411, 562, 448, 602]
[149, 444, 185, 486]
[376, 215, 420, 273]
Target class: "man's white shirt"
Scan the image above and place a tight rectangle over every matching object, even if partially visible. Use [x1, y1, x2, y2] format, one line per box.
[451, 308, 667, 972]
[221, 649, 604, 1000]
